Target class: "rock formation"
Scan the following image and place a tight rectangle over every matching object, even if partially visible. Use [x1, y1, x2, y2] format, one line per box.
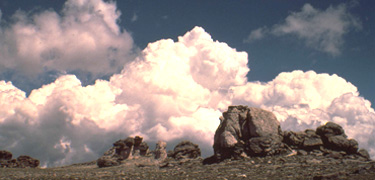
[97, 136, 150, 168]
[169, 141, 201, 160]
[154, 141, 167, 161]
[0, 150, 39, 168]
[213, 106, 283, 160]
[208, 105, 370, 163]
[97, 137, 204, 168]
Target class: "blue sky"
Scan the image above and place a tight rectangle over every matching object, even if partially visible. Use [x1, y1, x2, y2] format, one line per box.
[0, 0, 374, 167]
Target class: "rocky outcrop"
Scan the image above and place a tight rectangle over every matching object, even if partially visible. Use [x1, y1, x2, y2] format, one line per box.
[170, 141, 201, 160]
[213, 106, 283, 160]
[0, 151, 39, 168]
[208, 105, 370, 163]
[97, 136, 150, 168]
[154, 141, 167, 161]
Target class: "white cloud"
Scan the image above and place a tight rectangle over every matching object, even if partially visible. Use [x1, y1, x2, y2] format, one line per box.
[1, 26, 374, 167]
[0, 0, 135, 77]
[0, 26, 250, 166]
[244, 27, 268, 43]
[245, 3, 361, 56]
[232, 70, 375, 157]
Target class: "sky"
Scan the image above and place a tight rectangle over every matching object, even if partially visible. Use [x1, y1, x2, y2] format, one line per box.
[0, 0, 374, 167]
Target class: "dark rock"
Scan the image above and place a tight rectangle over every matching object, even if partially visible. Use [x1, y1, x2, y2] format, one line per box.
[326, 136, 358, 154]
[302, 136, 323, 149]
[316, 122, 358, 154]
[0, 150, 12, 160]
[246, 135, 283, 156]
[97, 157, 120, 168]
[213, 106, 282, 160]
[357, 149, 370, 159]
[0, 151, 39, 168]
[138, 142, 149, 156]
[172, 141, 201, 160]
[202, 155, 218, 165]
[134, 136, 143, 146]
[313, 172, 340, 180]
[283, 131, 305, 147]
[326, 151, 344, 159]
[16, 155, 40, 168]
[302, 130, 323, 150]
[316, 122, 346, 138]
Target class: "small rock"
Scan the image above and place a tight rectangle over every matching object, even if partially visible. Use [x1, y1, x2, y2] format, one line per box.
[357, 149, 370, 159]
[97, 157, 120, 168]
[297, 150, 308, 156]
[306, 159, 322, 164]
[172, 141, 201, 160]
[0, 150, 12, 160]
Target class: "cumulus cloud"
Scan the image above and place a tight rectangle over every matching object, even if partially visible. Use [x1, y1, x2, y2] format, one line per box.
[0, 0, 134, 77]
[232, 70, 375, 156]
[0, 2, 373, 167]
[0, 26, 250, 166]
[245, 3, 361, 56]
[1, 25, 374, 167]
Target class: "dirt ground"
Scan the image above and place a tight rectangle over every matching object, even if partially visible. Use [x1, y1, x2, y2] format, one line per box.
[1, 154, 375, 180]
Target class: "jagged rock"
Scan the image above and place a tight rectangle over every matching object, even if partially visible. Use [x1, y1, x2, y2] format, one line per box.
[154, 141, 167, 161]
[213, 106, 282, 160]
[97, 136, 150, 168]
[0, 150, 12, 160]
[171, 141, 201, 160]
[133, 136, 149, 157]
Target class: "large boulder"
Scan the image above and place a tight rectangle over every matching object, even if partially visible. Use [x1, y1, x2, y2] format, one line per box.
[316, 122, 346, 138]
[316, 122, 358, 154]
[213, 106, 282, 160]
[171, 141, 201, 160]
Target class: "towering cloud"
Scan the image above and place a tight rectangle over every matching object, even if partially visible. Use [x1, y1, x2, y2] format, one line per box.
[0, 0, 134, 77]
[0, 1, 373, 167]
[232, 71, 375, 156]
